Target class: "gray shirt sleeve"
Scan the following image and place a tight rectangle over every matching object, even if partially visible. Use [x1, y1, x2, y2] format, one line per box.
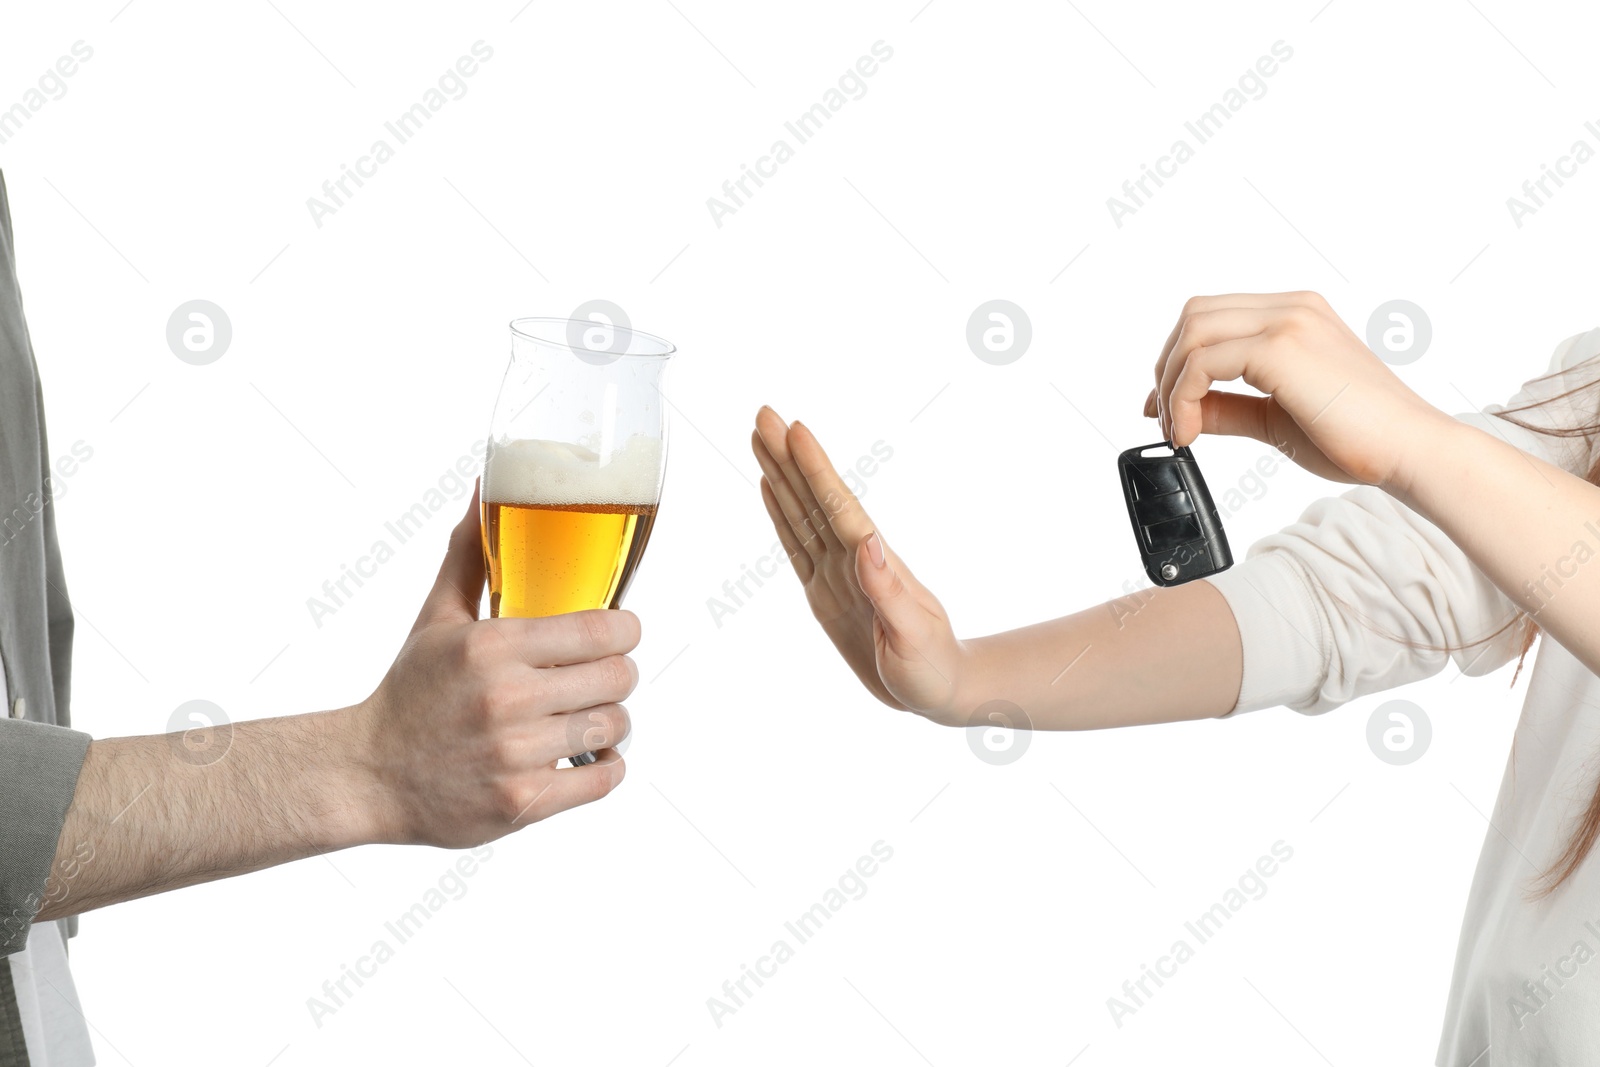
[0, 718, 89, 957]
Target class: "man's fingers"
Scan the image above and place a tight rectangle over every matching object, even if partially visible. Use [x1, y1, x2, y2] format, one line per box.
[486, 609, 641, 668]
[788, 420, 875, 547]
[529, 654, 638, 713]
[415, 482, 486, 630]
[544, 703, 631, 764]
[513, 756, 627, 825]
[761, 477, 815, 582]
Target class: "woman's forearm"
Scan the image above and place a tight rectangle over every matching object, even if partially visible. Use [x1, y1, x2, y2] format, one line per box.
[954, 578, 1244, 730]
[1395, 414, 1600, 676]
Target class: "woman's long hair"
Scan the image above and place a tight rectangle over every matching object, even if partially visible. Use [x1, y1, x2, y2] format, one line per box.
[1472, 351, 1600, 895]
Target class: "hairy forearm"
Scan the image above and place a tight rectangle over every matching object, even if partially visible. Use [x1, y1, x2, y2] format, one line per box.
[1396, 416, 1600, 677]
[35, 709, 377, 922]
[954, 578, 1243, 730]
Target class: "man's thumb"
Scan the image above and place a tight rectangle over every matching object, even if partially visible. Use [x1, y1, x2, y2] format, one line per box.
[415, 481, 486, 629]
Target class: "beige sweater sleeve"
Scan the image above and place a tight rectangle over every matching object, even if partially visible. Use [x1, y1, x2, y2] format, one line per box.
[1203, 328, 1600, 715]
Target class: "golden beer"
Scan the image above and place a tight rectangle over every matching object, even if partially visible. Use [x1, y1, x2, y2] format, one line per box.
[481, 435, 663, 620]
[483, 500, 658, 618]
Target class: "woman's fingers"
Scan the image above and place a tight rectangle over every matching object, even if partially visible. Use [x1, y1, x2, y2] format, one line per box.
[1158, 307, 1296, 441]
[853, 532, 955, 708]
[1155, 292, 1324, 370]
[1166, 333, 1258, 446]
[780, 415, 933, 599]
[760, 476, 815, 582]
[1152, 293, 1327, 431]
[1164, 309, 1345, 448]
[755, 406, 842, 552]
[789, 420, 937, 598]
[1148, 296, 1392, 485]
[752, 429, 825, 560]
[1197, 391, 1350, 482]
[1195, 387, 1275, 445]
[753, 405, 795, 480]
[786, 420, 875, 548]
[854, 532, 923, 635]
[754, 410, 879, 565]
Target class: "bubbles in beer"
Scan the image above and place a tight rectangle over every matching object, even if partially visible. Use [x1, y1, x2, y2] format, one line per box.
[483, 434, 663, 506]
[481, 434, 664, 620]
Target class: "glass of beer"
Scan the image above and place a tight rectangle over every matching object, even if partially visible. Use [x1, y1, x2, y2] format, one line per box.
[481, 316, 674, 764]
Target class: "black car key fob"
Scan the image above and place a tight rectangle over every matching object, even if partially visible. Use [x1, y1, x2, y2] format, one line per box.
[1118, 441, 1232, 587]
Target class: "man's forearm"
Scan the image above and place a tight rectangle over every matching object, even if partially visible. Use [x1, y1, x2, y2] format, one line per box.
[35, 709, 378, 923]
[25, 492, 642, 927]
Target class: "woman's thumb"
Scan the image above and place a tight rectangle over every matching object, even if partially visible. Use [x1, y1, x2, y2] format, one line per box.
[854, 530, 927, 648]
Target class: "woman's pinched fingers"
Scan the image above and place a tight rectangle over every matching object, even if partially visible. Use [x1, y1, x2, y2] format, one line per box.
[1158, 306, 1301, 439]
[1165, 335, 1267, 446]
[1153, 293, 1330, 429]
[1156, 292, 1328, 374]
[1161, 304, 1341, 445]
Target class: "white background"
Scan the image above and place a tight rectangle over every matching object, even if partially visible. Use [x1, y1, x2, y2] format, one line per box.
[3, 0, 1597, 1063]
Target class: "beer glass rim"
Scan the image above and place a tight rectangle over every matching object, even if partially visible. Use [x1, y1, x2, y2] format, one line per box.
[509, 316, 676, 360]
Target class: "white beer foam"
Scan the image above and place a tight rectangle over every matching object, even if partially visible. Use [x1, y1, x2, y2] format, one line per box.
[484, 435, 662, 506]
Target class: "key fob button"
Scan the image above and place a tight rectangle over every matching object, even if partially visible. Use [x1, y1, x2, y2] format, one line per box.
[1118, 441, 1233, 587]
